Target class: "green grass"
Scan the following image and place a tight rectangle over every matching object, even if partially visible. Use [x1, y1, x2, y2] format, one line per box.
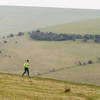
[0, 72, 100, 100]
[41, 18, 100, 34]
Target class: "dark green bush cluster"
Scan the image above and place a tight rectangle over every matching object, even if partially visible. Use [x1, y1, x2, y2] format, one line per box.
[30, 31, 82, 41]
[30, 31, 100, 42]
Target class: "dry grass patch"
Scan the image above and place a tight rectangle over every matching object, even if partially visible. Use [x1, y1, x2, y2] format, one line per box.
[0, 73, 100, 100]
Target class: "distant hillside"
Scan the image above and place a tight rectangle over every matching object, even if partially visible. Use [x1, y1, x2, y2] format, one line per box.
[0, 6, 100, 35]
[41, 18, 100, 34]
[0, 72, 100, 100]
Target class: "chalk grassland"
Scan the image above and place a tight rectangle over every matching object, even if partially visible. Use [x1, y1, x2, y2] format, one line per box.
[41, 63, 100, 85]
[41, 18, 100, 34]
[0, 6, 100, 34]
[0, 35, 100, 85]
[0, 72, 100, 100]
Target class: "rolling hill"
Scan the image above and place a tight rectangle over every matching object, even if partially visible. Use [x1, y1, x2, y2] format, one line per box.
[0, 6, 100, 35]
[1, 35, 100, 85]
[0, 72, 100, 100]
[41, 18, 100, 34]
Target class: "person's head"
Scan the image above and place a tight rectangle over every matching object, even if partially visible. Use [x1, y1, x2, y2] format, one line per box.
[27, 59, 29, 62]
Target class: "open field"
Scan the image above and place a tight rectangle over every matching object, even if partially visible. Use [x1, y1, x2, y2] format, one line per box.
[0, 35, 100, 85]
[0, 72, 100, 100]
[41, 18, 100, 34]
[0, 6, 100, 34]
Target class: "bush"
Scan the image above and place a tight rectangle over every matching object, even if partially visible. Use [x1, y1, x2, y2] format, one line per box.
[2, 36, 5, 39]
[83, 62, 86, 65]
[64, 88, 71, 93]
[7, 34, 14, 38]
[94, 39, 100, 43]
[4, 40, 7, 43]
[15, 41, 18, 44]
[78, 61, 82, 66]
[88, 60, 93, 64]
[17, 32, 24, 36]
[64, 85, 71, 93]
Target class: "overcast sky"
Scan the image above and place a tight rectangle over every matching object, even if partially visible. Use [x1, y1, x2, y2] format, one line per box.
[0, 0, 100, 10]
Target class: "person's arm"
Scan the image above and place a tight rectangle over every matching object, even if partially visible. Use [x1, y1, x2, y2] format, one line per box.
[28, 63, 30, 67]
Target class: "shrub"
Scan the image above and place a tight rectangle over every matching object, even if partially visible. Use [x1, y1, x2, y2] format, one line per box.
[17, 32, 24, 36]
[88, 60, 93, 64]
[8, 34, 14, 38]
[64, 85, 71, 93]
[4, 40, 7, 43]
[78, 61, 82, 66]
[64, 88, 71, 93]
[2, 36, 5, 39]
[94, 39, 100, 43]
[15, 41, 18, 43]
[96, 57, 100, 62]
[83, 62, 86, 65]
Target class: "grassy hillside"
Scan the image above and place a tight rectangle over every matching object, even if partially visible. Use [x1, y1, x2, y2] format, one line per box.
[41, 18, 100, 34]
[1, 35, 100, 85]
[41, 63, 100, 85]
[0, 72, 100, 100]
[0, 6, 100, 34]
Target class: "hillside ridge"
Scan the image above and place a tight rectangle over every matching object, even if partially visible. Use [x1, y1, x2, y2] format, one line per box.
[41, 18, 100, 34]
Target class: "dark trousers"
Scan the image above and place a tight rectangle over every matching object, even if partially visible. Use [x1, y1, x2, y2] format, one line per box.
[22, 68, 29, 77]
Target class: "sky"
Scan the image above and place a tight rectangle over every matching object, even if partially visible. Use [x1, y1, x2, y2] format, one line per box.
[0, 0, 100, 10]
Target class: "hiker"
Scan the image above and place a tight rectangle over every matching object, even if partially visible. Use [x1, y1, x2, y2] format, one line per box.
[22, 59, 30, 78]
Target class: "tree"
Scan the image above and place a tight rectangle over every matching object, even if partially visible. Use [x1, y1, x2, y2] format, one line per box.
[17, 32, 24, 36]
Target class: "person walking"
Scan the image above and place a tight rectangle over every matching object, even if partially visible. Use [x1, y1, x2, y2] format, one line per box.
[22, 59, 30, 78]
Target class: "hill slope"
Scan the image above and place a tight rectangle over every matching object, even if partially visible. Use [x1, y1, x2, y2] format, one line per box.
[0, 72, 100, 100]
[41, 18, 100, 34]
[1, 35, 100, 85]
[0, 6, 100, 34]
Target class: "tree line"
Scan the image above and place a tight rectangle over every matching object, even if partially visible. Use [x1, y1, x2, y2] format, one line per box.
[30, 30, 100, 43]
[3, 30, 100, 43]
